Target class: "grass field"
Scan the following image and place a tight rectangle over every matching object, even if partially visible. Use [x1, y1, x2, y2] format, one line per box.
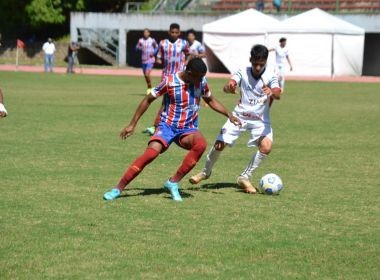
[0, 71, 379, 279]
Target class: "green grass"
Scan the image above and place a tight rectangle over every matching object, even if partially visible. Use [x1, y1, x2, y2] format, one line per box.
[0, 72, 379, 279]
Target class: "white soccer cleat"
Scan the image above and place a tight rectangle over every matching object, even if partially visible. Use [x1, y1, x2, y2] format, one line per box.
[237, 176, 257, 194]
[189, 172, 209, 185]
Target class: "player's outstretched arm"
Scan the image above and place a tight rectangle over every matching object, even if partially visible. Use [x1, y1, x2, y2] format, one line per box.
[203, 95, 241, 127]
[120, 94, 156, 139]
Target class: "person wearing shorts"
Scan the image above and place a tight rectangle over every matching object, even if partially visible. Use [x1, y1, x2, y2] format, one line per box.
[103, 58, 240, 202]
[136, 28, 158, 94]
[189, 44, 283, 194]
[269, 37, 293, 90]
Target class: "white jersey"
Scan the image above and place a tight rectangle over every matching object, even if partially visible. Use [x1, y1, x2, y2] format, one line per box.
[275, 45, 289, 66]
[231, 67, 279, 124]
[189, 40, 205, 55]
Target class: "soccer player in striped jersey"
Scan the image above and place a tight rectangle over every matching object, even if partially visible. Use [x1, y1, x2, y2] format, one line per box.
[136, 28, 158, 94]
[190, 44, 282, 194]
[156, 23, 189, 80]
[145, 23, 190, 136]
[103, 58, 240, 202]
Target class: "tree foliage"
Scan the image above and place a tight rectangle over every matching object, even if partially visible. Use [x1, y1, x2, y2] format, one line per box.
[0, 0, 127, 39]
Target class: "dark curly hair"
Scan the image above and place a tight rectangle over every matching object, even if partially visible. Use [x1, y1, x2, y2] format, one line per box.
[186, 57, 207, 74]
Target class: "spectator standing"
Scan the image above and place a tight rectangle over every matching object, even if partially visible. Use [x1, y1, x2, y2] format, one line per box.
[67, 42, 80, 73]
[42, 38, 56, 72]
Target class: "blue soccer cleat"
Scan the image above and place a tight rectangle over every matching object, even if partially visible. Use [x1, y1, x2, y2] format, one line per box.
[163, 180, 183, 202]
[103, 188, 121, 200]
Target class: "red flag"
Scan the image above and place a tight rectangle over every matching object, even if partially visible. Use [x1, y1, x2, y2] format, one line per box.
[17, 39, 25, 49]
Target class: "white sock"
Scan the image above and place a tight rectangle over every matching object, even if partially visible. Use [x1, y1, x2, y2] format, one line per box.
[240, 151, 267, 178]
[203, 146, 221, 177]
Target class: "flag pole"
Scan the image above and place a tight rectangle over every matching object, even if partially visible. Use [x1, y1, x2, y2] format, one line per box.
[15, 46, 19, 71]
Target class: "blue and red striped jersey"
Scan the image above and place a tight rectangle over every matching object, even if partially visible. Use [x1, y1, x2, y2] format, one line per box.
[151, 74, 211, 129]
[136, 37, 158, 64]
[157, 38, 189, 78]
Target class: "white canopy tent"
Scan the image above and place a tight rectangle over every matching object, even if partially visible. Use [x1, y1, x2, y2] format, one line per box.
[203, 8, 365, 76]
[267, 8, 365, 76]
[203, 9, 280, 73]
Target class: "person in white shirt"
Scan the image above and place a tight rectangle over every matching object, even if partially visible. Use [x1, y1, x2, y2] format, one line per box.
[42, 38, 56, 72]
[186, 29, 206, 59]
[0, 87, 8, 118]
[190, 44, 283, 194]
[269, 37, 293, 89]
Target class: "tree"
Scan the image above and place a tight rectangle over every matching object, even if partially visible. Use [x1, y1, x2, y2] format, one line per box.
[26, 0, 85, 27]
[0, 0, 129, 39]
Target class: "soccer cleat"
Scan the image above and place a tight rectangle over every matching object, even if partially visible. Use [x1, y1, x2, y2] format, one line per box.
[103, 188, 121, 200]
[163, 180, 183, 202]
[146, 88, 152, 95]
[189, 172, 209, 185]
[237, 176, 257, 194]
[144, 126, 155, 136]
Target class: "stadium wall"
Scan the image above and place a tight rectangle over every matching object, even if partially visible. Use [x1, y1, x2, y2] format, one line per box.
[69, 12, 380, 75]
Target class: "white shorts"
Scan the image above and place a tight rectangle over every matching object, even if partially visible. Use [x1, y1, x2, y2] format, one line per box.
[275, 64, 285, 77]
[216, 118, 273, 147]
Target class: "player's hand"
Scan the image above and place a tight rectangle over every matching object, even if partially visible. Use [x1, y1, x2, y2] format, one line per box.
[262, 85, 273, 96]
[120, 124, 135, 140]
[223, 80, 237, 94]
[156, 58, 162, 64]
[228, 114, 242, 127]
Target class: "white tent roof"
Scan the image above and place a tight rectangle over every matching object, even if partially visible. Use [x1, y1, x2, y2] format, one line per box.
[277, 8, 364, 35]
[203, 9, 280, 34]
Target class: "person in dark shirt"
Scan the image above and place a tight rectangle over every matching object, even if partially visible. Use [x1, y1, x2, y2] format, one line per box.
[67, 42, 80, 73]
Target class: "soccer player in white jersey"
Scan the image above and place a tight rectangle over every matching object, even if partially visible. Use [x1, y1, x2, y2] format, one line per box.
[269, 37, 293, 89]
[186, 29, 206, 59]
[189, 44, 282, 194]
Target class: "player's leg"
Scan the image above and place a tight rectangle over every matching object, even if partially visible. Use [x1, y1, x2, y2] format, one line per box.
[240, 136, 272, 178]
[278, 65, 285, 89]
[238, 131, 273, 193]
[171, 131, 207, 182]
[103, 141, 164, 200]
[188, 140, 225, 184]
[164, 131, 207, 201]
[189, 118, 243, 184]
[144, 64, 153, 93]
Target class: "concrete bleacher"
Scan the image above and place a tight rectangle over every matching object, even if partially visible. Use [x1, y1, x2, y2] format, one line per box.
[211, 0, 380, 12]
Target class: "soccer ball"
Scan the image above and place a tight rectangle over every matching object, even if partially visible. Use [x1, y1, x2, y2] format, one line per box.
[259, 173, 283, 195]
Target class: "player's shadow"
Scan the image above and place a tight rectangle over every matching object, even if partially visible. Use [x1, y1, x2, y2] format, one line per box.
[187, 182, 238, 193]
[120, 187, 193, 199]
